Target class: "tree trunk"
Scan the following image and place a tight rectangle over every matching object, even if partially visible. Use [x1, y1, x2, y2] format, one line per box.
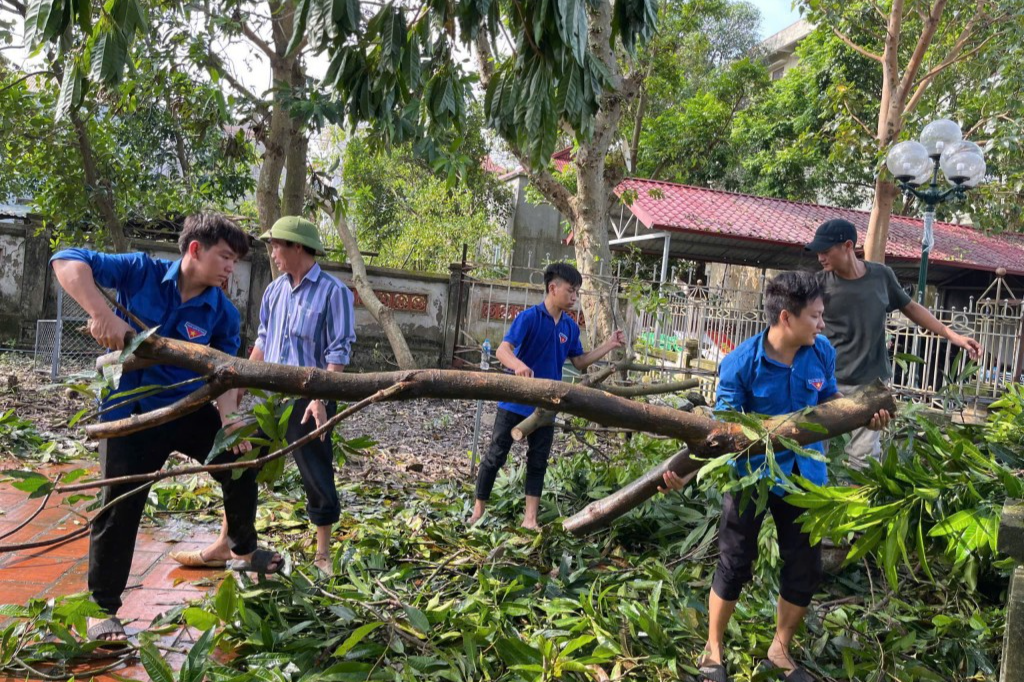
[255, 87, 291, 232]
[282, 129, 308, 217]
[282, 62, 309, 217]
[71, 111, 128, 252]
[88, 335, 897, 465]
[331, 208, 418, 369]
[864, 175, 899, 263]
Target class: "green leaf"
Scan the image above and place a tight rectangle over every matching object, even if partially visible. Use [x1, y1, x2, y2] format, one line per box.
[286, 0, 310, 57]
[119, 325, 159, 362]
[6, 470, 53, 497]
[180, 627, 216, 682]
[56, 65, 82, 122]
[90, 27, 130, 84]
[494, 637, 543, 666]
[140, 642, 175, 682]
[214, 574, 238, 621]
[403, 605, 430, 634]
[333, 622, 384, 657]
[183, 607, 220, 631]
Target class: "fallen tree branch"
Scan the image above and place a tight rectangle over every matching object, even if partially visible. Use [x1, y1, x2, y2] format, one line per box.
[603, 378, 700, 398]
[59, 382, 409, 494]
[0, 383, 408, 555]
[511, 360, 627, 441]
[84, 335, 895, 463]
[563, 447, 697, 535]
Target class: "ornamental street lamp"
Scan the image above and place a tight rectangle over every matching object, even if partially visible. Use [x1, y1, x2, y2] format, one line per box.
[886, 118, 986, 304]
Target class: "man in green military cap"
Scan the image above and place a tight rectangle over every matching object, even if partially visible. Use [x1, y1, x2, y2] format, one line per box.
[173, 216, 357, 574]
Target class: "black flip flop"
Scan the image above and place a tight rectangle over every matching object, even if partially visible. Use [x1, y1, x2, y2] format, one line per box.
[760, 659, 817, 682]
[227, 548, 286, 576]
[85, 616, 131, 653]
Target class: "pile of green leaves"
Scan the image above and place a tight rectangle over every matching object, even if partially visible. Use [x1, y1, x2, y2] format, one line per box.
[3, 391, 1022, 682]
[151, 404, 1020, 680]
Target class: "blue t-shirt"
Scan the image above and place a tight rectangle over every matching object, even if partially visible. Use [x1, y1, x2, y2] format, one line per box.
[497, 302, 585, 417]
[50, 249, 242, 421]
[715, 330, 838, 487]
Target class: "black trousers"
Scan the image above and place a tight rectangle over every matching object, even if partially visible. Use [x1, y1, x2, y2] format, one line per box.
[89, 405, 259, 615]
[711, 492, 823, 608]
[474, 408, 555, 501]
[284, 398, 341, 527]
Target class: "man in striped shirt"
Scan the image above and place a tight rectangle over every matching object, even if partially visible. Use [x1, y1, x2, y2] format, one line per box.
[173, 216, 356, 574]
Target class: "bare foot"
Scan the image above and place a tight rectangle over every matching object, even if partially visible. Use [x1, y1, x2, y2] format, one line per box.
[766, 642, 797, 674]
[314, 552, 332, 575]
[468, 500, 486, 527]
[521, 519, 540, 530]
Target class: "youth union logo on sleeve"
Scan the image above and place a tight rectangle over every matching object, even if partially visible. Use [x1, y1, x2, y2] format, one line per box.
[184, 322, 208, 340]
[559, 332, 568, 344]
[808, 378, 825, 391]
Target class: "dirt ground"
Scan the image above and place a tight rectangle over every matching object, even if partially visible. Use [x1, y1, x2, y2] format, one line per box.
[0, 351, 584, 482]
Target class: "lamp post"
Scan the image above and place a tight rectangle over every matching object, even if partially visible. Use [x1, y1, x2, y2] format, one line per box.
[885, 118, 986, 304]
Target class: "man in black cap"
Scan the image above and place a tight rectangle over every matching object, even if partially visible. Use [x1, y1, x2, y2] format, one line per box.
[806, 218, 981, 470]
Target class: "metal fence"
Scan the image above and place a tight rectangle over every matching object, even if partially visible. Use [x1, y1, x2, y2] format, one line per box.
[888, 277, 1024, 408]
[33, 282, 110, 380]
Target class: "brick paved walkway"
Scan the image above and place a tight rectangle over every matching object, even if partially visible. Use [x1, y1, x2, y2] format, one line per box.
[0, 464, 226, 681]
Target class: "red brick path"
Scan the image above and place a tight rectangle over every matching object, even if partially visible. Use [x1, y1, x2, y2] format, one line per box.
[0, 466, 226, 681]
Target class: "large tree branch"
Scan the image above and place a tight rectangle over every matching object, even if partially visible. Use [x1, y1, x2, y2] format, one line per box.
[904, 33, 996, 115]
[522, 161, 577, 222]
[895, 0, 949, 107]
[205, 48, 264, 107]
[833, 28, 884, 63]
[241, 22, 279, 62]
[86, 335, 896, 465]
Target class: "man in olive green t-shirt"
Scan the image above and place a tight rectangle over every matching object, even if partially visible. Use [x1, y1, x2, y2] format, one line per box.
[806, 219, 982, 470]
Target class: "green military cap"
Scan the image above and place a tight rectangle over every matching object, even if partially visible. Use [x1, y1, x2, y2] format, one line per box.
[259, 216, 326, 256]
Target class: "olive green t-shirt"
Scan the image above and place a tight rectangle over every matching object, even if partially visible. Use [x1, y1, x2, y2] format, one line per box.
[818, 262, 912, 385]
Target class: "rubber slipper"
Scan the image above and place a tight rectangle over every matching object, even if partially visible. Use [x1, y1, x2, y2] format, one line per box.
[760, 659, 817, 682]
[168, 549, 227, 568]
[85, 617, 130, 653]
[695, 660, 729, 682]
[227, 548, 285, 575]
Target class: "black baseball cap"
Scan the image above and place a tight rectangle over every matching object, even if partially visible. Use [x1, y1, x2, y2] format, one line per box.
[805, 219, 857, 253]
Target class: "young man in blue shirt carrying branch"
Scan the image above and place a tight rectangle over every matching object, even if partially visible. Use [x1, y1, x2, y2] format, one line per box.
[50, 214, 283, 644]
[661, 272, 890, 682]
[469, 262, 626, 530]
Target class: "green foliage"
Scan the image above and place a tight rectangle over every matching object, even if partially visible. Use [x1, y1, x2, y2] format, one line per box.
[631, 0, 770, 185]
[337, 131, 512, 273]
[0, 50, 257, 246]
[0, 409, 47, 458]
[789, 401, 1024, 593]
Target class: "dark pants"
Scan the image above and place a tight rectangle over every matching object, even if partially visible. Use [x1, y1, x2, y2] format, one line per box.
[285, 398, 341, 527]
[475, 408, 555, 501]
[711, 492, 823, 608]
[89, 405, 259, 615]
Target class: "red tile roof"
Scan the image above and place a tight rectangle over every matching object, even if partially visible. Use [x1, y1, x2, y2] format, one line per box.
[551, 147, 574, 173]
[481, 156, 509, 175]
[616, 178, 1024, 276]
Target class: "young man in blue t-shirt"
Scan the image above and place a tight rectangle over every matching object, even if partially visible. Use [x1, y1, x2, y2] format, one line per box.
[470, 263, 625, 529]
[50, 214, 283, 644]
[661, 272, 889, 682]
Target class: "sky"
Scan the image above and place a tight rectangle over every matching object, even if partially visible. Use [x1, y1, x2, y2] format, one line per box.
[750, 0, 804, 40]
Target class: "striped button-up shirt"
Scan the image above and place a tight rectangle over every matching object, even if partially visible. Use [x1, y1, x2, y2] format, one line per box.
[255, 263, 357, 368]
